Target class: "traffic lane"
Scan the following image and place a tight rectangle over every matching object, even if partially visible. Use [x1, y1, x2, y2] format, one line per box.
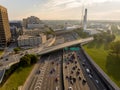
[23, 56, 47, 90]
[77, 50, 107, 90]
[77, 51, 97, 90]
[33, 61, 49, 90]
[77, 51, 103, 89]
[40, 52, 62, 90]
[63, 51, 90, 90]
[28, 56, 50, 90]
[44, 59, 60, 89]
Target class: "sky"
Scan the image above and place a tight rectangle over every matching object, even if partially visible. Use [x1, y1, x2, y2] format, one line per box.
[0, 0, 120, 20]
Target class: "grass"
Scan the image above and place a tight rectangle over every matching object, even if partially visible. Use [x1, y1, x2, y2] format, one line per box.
[0, 51, 3, 56]
[83, 36, 120, 87]
[115, 34, 120, 41]
[0, 65, 34, 90]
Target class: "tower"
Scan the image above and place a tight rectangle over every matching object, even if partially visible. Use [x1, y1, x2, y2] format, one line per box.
[83, 8, 87, 30]
[0, 5, 11, 47]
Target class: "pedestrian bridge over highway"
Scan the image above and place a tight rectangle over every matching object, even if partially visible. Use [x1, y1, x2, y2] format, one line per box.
[37, 37, 94, 55]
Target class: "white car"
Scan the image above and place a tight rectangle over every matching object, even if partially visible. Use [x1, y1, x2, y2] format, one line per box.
[86, 68, 90, 73]
[68, 87, 73, 90]
[95, 80, 99, 84]
[89, 74, 92, 78]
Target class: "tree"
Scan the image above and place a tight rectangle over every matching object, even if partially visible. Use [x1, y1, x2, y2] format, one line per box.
[30, 54, 38, 64]
[24, 54, 38, 64]
[14, 47, 20, 53]
[19, 56, 31, 66]
[109, 41, 120, 56]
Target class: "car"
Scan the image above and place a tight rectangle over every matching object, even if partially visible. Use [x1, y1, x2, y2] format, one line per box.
[50, 70, 53, 74]
[76, 71, 80, 76]
[75, 61, 77, 64]
[65, 66, 67, 69]
[75, 65, 77, 69]
[95, 80, 99, 84]
[66, 76, 69, 79]
[88, 74, 92, 79]
[37, 70, 41, 74]
[72, 67, 76, 70]
[78, 76, 81, 80]
[71, 71, 73, 74]
[82, 63, 85, 67]
[51, 61, 54, 64]
[55, 77, 59, 82]
[78, 68, 80, 71]
[68, 87, 73, 90]
[72, 77, 76, 83]
[70, 80, 74, 85]
[82, 79, 87, 84]
[86, 68, 90, 73]
[5, 58, 8, 61]
[69, 76, 72, 80]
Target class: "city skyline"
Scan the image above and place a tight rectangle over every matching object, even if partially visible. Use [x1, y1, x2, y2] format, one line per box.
[0, 0, 120, 20]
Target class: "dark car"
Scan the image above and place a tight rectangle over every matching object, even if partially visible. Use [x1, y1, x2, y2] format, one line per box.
[37, 70, 41, 74]
[55, 77, 59, 82]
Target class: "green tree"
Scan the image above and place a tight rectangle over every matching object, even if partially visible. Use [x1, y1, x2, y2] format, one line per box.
[109, 41, 120, 56]
[30, 54, 38, 64]
[24, 54, 38, 64]
[14, 47, 20, 53]
[19, 56, 31, 66]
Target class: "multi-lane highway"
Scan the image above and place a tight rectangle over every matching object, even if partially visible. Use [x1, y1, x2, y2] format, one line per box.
[77, 46, 114, 90]
[23, 44, 119, 90]
[63, 49, 90, 90]
[24, 50, 63, 90]
[23, 47, 92, 90]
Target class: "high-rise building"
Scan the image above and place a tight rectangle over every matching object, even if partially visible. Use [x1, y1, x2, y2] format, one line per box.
[23, 16, 44, 29]
[0, 5, 11, 47]
[83, 8, 87, 30]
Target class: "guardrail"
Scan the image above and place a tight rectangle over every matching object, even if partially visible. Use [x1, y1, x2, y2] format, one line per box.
[0, 69, 5, 84]
[81, 46, 120, 90]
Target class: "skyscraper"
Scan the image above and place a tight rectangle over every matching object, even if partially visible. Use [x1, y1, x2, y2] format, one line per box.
[0, 5, 11, 47]
[83, 8, 87, 30]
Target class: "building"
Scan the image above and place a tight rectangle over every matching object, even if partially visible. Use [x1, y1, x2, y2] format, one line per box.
[17, 35, 42, 47]
[23, 16, 44, 29]
[83, 8, 87, 31]
[10, 21, 22, 28]
[17, 29, 47, 47]
[23, 29, 42, 36]
[0, 5, 11, 47]
[84, 29, 100, 35]
[10, 26, 22, 41]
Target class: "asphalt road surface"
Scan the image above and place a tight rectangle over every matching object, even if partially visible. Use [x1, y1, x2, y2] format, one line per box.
[63, 49, 90, 90]
[27, 50, 63, 90]
[77, 46, 109, 90]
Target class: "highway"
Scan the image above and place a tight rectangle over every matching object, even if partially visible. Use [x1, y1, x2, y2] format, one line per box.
[24, 50, 63, 90]
[22, 45, 120, 90]
[63, 49, 90, 90]
[77, 46, 110, 90]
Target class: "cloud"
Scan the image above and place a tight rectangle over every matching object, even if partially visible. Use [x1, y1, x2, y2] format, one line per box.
[1, 0, 120, 20]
